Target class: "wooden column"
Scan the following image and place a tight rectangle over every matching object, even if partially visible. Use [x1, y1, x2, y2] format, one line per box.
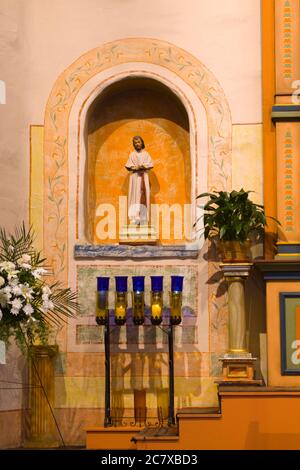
[219, 263, 259, 384]
[221, 264, 253, 353]
[24, 345, 59, 448]
[226, 276, 247, 353]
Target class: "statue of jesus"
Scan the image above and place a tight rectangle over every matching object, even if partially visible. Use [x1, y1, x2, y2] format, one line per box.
[125, 136, 153, 225]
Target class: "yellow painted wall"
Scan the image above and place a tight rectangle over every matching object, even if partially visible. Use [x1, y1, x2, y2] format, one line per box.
[232, 124, 263, 205]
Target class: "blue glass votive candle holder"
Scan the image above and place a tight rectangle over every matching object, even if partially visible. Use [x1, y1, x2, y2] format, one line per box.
[171, 275, 184, 293]
[115, 276, 128, 325]
[150, 276, 164, 325]
[170, 276, 184, 325]
[132, 276, 145, 325]
[96, 277, 110, 325]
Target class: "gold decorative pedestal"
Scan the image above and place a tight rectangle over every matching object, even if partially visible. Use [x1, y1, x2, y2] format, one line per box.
[24, 345, 59, 448]
[218, 263, 262, 385]
[119, 225, 158, 244]
[216, 355, 261, 385]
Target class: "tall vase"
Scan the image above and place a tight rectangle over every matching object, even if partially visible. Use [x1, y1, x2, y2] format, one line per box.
[24, 345, 59, 448]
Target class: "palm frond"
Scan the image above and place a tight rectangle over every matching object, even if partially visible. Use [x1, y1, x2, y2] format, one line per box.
[0, 223, 36, 263]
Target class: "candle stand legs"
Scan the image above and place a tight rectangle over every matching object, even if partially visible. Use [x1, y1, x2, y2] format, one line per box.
[103, 319, 176, 427]
[168, 325, 176, 426]
[104, 321, 112, 427]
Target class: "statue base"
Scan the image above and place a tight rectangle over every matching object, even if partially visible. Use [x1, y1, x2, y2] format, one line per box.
[217, 354, 262, 385]
[119, 225, 158, 244]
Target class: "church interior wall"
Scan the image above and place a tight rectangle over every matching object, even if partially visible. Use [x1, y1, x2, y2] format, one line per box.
[0, 0, 262, 228]
[0, 0, 263, 447]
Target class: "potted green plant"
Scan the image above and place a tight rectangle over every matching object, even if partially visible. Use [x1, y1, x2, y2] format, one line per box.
[196, 189, 280, 261]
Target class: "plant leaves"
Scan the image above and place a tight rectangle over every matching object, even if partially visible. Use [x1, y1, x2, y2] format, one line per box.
[195, 188, 281, 240]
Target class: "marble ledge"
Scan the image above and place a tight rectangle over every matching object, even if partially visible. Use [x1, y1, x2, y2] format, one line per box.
[74, 244, 199, 259]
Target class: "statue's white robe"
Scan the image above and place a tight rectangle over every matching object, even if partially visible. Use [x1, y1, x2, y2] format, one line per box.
[125, 150, 153, 224]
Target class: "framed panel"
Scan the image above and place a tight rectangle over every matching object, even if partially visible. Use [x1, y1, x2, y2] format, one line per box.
[280, 292, 300, 375]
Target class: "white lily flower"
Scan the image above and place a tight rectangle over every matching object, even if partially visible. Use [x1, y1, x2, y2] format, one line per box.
[3, 285, 11, 294]
[17, 254, 32, 270]
[11, 298, 22, 311]
[32, 268, 47, 279]
[0, 261, 16, 271]
[42, 300, 54, 312]
[0, 291, 8, 308]
[7, 272, 19, 281]
[11, 308, 20, 316]
[18, 254, 31, 264]
[21, 284, 33, 300]
[0, 263, 19, 280]
[12, 284, 23, 296]
[0, 276, 5, 287]
[42, 285, 52, 295]
[23, 303, 34, 316]
[19, 263, 32, 270]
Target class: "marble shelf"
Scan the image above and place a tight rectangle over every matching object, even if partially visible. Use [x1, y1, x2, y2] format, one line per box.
[74, 244, 199, 259]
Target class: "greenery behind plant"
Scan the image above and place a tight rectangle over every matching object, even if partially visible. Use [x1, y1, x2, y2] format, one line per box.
[196, 189, 280, 242]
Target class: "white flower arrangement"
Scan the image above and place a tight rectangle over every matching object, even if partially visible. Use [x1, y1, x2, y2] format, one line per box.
[0, 224, 79, 351]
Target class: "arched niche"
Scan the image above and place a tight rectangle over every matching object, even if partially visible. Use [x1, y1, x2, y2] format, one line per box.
[43, 39, 231, 282]
[85, 77, 191, 244]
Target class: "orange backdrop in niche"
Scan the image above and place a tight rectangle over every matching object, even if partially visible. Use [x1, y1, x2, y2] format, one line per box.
[86, 78, 191, 244]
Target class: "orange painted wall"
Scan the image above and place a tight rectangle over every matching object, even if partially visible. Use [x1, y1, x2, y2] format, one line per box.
[87, 391, 300, 450]
[176, 393, 300, 449]
[87, 78, 190, 244]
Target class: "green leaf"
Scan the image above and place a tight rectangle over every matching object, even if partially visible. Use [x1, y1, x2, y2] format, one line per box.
[219, 226, 227, 239]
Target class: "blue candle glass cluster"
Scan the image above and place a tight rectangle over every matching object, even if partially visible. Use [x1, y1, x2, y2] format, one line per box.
[96, 275, 184, 325]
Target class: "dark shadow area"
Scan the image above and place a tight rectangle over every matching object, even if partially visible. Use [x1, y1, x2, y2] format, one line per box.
[87, 77, 189, 133]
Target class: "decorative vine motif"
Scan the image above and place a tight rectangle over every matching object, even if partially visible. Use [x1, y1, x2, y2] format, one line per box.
[44, 38, 232, 282]
[47, 136, 67, 275]
[210, 136, 230, 191]
[208, 260, 229, 354]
